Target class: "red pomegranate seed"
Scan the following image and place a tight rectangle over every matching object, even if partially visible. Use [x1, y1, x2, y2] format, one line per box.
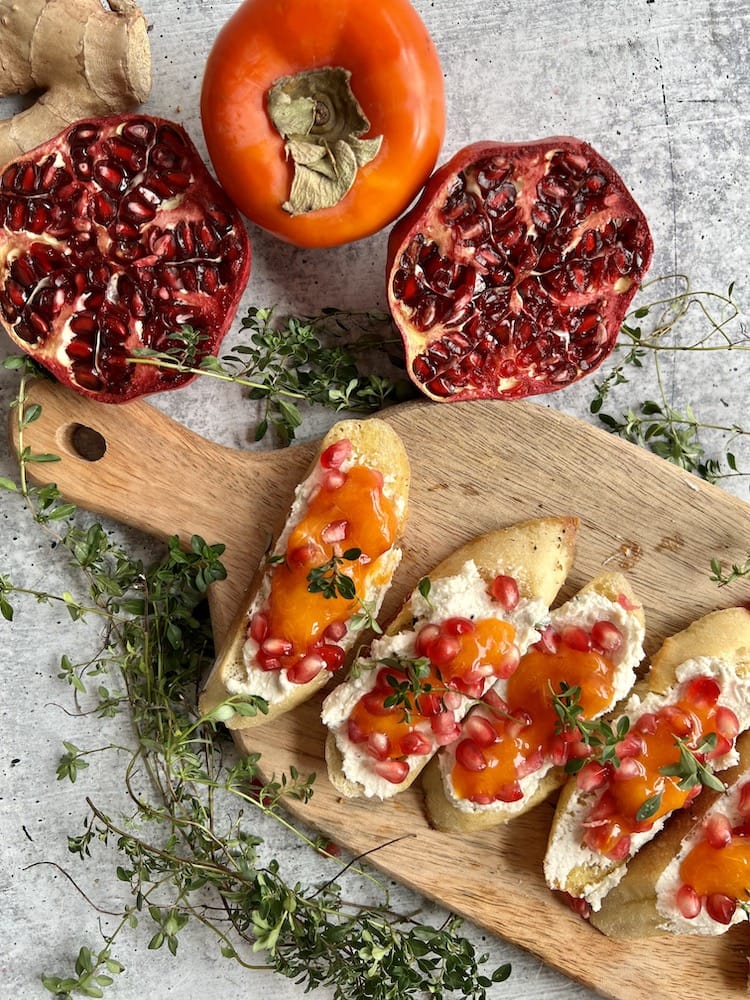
[428, 634, 461, 666]
[316, 644, 346, 671]
[442, 616, 476, 636]
[704, 812, 733, 850]
[517, 748, 544, 778]
[261, 636, 293, 658]
[715, 705, 740, 741]
[550, 734, 570, 767]
[322, 469, 346, 491]
[590, 619, 623, 653]
[490, 574, 519, 610]
[505, 710, 532, 740]
[606, 834, 632, 862]
[463, 713, 498, 748]
[431, 711, 462, 745]
[416, 692, 442, 717]
[495, 644, 520, 679]
[323, 620, 348, 642]
[685, 675, 721, 710]
[566, 894, 591, 919]
[705, 893, 737, 925]
[450, 675, 485, 700]
[400, 730, 433, 756]
[483, 688, 510, 715]
[635, 712, 659, 735]
[617, 592, 639, 612]
[321, 519, 349, 544]
[660, 705, 696, 738]
[347, 717, 368, 744]
[256, 651, 281, 671]
[362, 690, 392, 717]
[374, 759, 410, 784]
[615, 732, 646, 759]
[286, 653, 325, 685]
[676, 883, 701, 919]
[560, 625, 592, 652]
[249, 611, 269, 643]
[455, 738, 487, 772]
[367, 731, 392, 761]
[415, 623, 441, 657]
[442, 689, 464, 712]
[534, 625, 560, 654]
[612, 756, 646, 782]
[738, 781, 750, 818]
[320, 439, 352, 470]
[576, 760, 610, 792]
[288, 543, 317, 567]
[494, 780, 523, 803]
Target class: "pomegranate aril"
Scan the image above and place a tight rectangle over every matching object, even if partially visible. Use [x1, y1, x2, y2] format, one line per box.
[704, 812, 733, 849]
[590, 619, 623, 653]
[374, 759, 410, 785]
[490, 574, 519, 610]
[685, 675, 721, 709]
[576, 760, 610, 792]
[738, 781, 750, 819]
[705, 893, 737, 925]
[675, 883, 701, 919]
[323, 620, 347, 642]
[320, 439, 352, 470]
[249, 612, 269, 643]
[400, 730, 433, 756]
[286, 653, 325, 685]
[560, 625, 592, 652]
[415, 623, 441, 658]
[442, 616, 476, 637]
[494, 780, 523, 803]
[455, 739, 487, 772]
[367, 731, 391, 761]
[321, 519, 349, 544]
[317, 644, 345, 672]
[463, 712, 498, 748]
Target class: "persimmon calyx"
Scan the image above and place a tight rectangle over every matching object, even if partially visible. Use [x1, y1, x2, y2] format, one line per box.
[266, 66, 383, 215]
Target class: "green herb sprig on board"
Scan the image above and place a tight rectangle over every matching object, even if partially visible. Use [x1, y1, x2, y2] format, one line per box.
[1, 362, 509, 1000]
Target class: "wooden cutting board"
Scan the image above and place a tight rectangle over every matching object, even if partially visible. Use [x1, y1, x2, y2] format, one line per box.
[13, 378, 750, 1000]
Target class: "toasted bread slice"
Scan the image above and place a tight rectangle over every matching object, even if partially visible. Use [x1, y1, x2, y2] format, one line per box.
[544, 606, 750, 912]
[423, 572, 645, 834]
[590, 729, 750, 938]
[322, 516, 578, 800]
[198, 418, 410, 729]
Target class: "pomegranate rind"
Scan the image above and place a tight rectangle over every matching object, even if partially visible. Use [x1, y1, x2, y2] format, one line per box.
[0, 114, 251, 403]
[386, 137, 653, 403]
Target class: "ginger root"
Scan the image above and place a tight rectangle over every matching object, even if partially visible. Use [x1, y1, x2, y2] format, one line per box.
[0, 0, 152, 167]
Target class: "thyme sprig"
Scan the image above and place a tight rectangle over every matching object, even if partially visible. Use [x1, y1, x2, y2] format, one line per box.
[307, 548, 363, 601]
[1, 380, 508, 999]
[551, 686, 727, 821]
[131, 306, 413, 444]
[589, 276, 749, 484]
[709, 551, 750, 587]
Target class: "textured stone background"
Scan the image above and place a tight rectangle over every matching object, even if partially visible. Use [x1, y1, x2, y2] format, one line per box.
[1, 2, 748, 999]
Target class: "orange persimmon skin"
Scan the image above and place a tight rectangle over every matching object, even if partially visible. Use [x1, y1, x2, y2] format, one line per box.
[200, 0, 445, 248]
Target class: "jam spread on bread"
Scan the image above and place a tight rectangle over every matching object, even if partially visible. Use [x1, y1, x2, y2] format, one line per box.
[448, 621, 622, 804]
[582, 675, 740, 861]
[346, 612, 520, 785]
[248, 440, 399, 685]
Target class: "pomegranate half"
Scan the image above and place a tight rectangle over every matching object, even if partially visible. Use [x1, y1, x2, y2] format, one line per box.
[386, 137, 653, 402]
[0, 114, 251, 402]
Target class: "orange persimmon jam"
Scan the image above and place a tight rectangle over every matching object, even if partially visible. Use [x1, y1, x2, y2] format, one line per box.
[580, 674, 740, 862]
[345, 615, 519, 786]
[664, 778, 750, 927]
[245, 438, 400, 685]
[447, 619, 623, 805]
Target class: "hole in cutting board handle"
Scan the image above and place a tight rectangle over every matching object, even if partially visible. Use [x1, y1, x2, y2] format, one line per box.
[66, 423, 107, 462]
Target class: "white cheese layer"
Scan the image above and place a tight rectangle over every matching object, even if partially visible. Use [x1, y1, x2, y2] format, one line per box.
[544, 656, 750, 910]
[438, 588, 645, 818]
[655, 773, 750, 934]
[223, 445, 404, 705]
[321, 559, 548, 799]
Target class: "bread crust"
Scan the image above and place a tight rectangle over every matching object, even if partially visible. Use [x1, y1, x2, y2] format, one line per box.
[198, 418, 410, 729]
[590, 728, 750, 939]
[544, 606, 750, 911]
[323, 516, 579, 800]
[423, 571, 645, 834]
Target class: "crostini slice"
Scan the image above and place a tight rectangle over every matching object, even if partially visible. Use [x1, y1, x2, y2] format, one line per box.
[321, 516, 578, 800]
[590, 729, 750, 938]
[544, 606, 750, 913]
[423, 572, 645, 833]
[198, 418, 410, 729]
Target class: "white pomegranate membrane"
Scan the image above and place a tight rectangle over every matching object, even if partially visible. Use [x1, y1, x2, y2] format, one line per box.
[388, 138, 653, 402]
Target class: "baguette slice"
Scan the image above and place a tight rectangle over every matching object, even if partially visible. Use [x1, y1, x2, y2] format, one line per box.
[198, 418, 410, 729]
[423, 572, 645, 834]
[544, 606, 750, 913]
[322, 516, 578, 800]
[590, 729, 750, 938]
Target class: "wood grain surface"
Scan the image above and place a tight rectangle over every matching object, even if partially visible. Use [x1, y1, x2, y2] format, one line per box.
[13, 377, 750, 1000]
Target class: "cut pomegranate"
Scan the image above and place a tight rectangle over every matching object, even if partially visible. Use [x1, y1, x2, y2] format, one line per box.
[386, 137, 652, 402]
[0, 114, 250, 402]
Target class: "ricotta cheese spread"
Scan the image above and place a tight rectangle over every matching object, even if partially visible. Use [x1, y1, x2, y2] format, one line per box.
[438, 588, 645, 818]
[321, 558, 548, 799]
[544, 655, 750, 911]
